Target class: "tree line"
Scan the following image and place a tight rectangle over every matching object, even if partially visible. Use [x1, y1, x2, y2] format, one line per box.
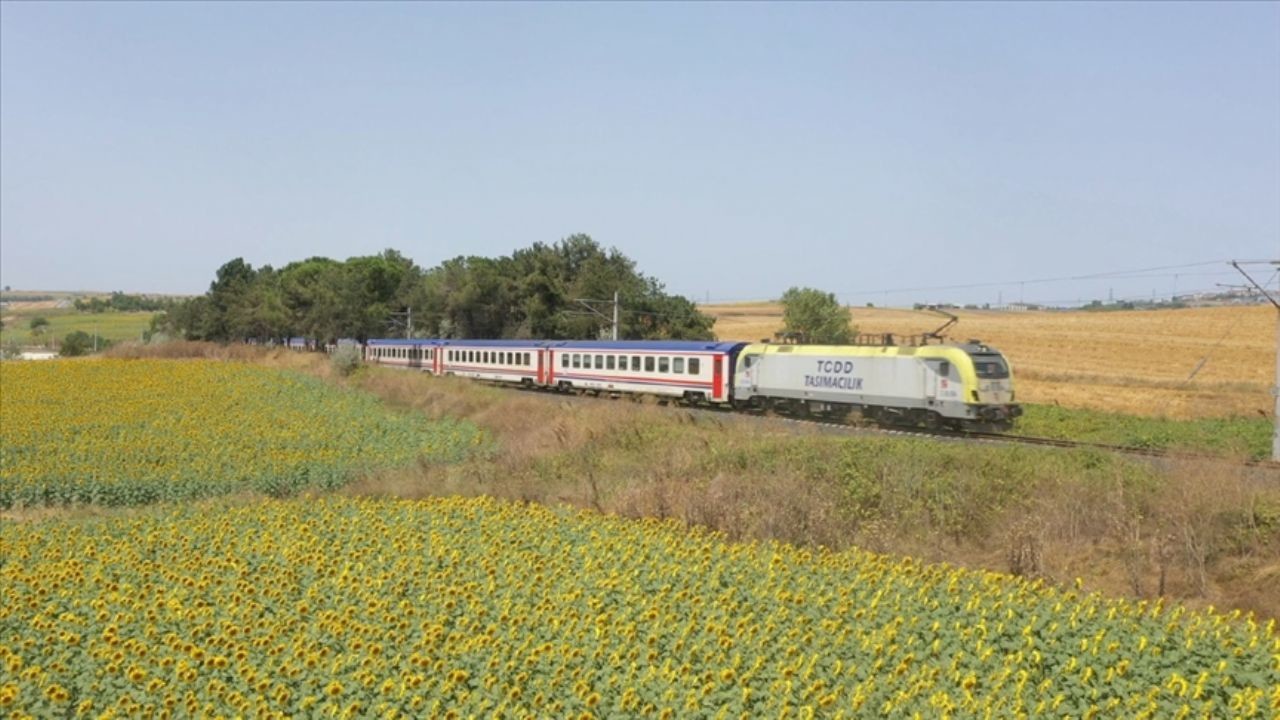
[74, 292, 174, 313]
[155, 235, 715, 345]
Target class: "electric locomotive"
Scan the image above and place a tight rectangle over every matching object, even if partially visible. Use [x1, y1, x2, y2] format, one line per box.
[731, 339, 1021, 431]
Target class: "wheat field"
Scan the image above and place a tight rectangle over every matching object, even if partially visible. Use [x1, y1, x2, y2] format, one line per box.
[704, 303, 1274, 419]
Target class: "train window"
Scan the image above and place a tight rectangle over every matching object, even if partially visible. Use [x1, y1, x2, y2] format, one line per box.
[606, 356, 615, 370]
[632, 356, 641, 372]
[561, 354, 569, 368]
[673, 357, 685, 374]
[659, 357, 670, 373]
[938, 361, 950, 377]
[524, 353, 531, 366]
[644, 356, 655, 372]
[689, 358, 700, 375]
[594, 355, 603, 369]
[972, 355, 1010, 379]
[572, 354, 581, 369]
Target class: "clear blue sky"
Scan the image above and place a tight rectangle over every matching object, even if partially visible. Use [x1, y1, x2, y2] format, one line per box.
[2, 2, 1277, 306]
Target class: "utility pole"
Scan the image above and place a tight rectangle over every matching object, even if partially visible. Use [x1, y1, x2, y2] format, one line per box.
[387, 308, 413, 339]
[1230, 260, 1280, 462]
[571, 293, 621, 340]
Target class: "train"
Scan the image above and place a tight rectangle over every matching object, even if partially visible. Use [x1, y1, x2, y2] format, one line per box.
[359, 335, 1022, 432]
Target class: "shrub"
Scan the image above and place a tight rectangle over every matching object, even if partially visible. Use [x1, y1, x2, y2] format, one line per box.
[330, 344, 363, 376]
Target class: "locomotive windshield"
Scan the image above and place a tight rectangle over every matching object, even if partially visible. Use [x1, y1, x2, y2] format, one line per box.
[971, 354, 1010, 379]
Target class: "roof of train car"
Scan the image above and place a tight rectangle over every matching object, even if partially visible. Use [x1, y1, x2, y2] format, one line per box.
[367, 338, 747, 352]
[367, 338, 442, 345]
[545, 340, 747, 352]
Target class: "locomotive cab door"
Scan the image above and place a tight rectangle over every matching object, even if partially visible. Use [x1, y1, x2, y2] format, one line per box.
[923, 359, 951, 405]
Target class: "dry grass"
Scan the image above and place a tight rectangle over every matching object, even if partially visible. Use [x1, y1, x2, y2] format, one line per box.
[704, 302, 1273, 419]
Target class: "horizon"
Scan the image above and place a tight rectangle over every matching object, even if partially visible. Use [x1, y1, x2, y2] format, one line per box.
[2, 3, 1277, 306]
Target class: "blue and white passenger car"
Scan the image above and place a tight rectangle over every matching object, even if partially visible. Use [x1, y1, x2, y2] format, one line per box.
[544, 340, 747, 404]
[366, 338, 442, 372]
[439, 339, 546, 386]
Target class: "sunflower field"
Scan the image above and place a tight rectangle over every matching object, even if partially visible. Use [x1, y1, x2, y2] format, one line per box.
[0, 360, 483, 508]
[1, 495, 1275, 719]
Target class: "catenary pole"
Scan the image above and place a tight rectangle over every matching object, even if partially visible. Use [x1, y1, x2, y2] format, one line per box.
[1230, 261, 1280, 462]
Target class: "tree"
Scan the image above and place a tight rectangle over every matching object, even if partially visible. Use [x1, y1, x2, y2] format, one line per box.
[60, 330, 94, 357]
[779, 287, 855, 344]
[29, 316, 49, 333]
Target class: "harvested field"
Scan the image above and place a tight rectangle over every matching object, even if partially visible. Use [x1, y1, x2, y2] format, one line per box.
[703, 303, 1273, 419]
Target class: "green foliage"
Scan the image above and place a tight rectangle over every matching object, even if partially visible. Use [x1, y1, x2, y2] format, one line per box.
[780, 286, 855, 344]
[58, 330, 98, 357]
[1014, 404, 1271, 460]
[0, 310, 156, 348]
[27, 316, 49, 332]
[73, 292, 171, 313]
[159, 237, 714, 344]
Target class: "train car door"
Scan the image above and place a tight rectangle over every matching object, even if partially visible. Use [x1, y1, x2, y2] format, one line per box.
[924, 359, 949, 404]
[712, 355, 724, 400]
[546, 350, 555, 384]
[536, 349, 545, 384]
